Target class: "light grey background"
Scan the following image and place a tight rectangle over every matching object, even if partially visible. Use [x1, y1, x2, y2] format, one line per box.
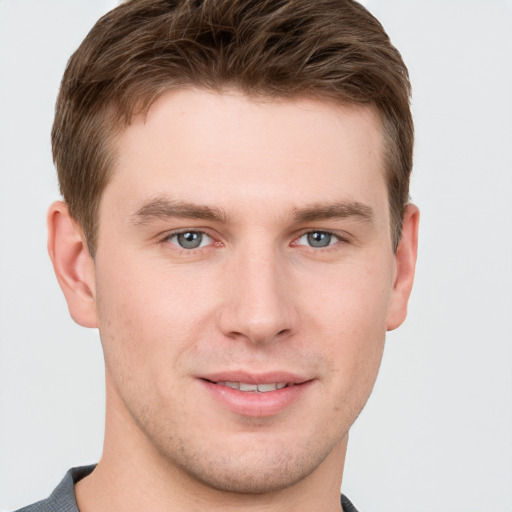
[1, 1, 511, 511]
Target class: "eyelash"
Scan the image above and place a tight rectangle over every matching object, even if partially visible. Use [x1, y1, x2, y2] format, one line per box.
[161, 229, 348, 253]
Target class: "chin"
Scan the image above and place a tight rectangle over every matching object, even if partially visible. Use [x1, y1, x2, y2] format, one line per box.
[164, 434, 342, 495]
[177, 455, 312, 494]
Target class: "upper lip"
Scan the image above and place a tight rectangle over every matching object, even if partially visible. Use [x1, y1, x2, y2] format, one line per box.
[199, 371, 311, 385]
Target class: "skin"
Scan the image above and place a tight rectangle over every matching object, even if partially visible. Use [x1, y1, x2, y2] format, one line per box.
[48, 88, 419, 512]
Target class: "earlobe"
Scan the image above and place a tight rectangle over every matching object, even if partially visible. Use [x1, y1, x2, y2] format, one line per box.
[47, 201, 98, 328]
[386, 204, 420, 331]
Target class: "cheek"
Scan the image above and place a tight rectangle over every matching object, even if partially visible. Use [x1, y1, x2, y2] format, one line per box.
[93, 254, 217, 383]
[306, 256, 393, 336]
[302, 258, 391, 389]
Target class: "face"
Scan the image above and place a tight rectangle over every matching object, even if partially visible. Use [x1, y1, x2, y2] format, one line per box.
[81, 89, 413, 494]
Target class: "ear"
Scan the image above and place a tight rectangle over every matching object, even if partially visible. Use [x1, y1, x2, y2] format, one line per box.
[47, 201, 98, 328]
[386, 204, 420, 331]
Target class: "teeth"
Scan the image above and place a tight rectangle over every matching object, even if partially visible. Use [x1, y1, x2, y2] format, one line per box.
[222, 381, 240, 390]
[239, 382, 258, 392]
[256, 383, 277, 392]
[216, 381, 288, 392]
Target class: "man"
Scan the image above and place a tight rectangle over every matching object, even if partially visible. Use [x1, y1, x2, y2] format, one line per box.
[17, 0, 418, 510]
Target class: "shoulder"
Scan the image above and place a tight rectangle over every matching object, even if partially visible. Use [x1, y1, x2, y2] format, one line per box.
[341, 494, 360, 512]
[13, 465, 96, 512]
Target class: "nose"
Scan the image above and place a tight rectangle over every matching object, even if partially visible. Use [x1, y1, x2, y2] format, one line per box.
[218, 245, 298, 345]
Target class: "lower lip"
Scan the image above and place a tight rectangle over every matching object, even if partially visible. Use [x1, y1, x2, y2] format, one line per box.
[199, 379, 313, 418]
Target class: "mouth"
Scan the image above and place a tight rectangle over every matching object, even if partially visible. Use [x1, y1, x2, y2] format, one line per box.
[198, 373, 313, 417]
[206, 380, 294, 392]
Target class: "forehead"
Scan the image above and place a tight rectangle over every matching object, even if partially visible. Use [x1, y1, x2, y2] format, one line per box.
[106, 88, 388, 221]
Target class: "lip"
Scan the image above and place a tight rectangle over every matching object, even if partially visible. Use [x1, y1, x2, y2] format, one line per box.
[197, 371, 314, 418]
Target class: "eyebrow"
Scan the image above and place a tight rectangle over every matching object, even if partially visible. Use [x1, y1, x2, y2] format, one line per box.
[131, 196, 373, 226]
[292, 201, 374, 223]
[132, 197, 229, 224]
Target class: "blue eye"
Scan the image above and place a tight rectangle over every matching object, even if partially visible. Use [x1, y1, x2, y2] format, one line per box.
[168, 231, 212, 249]
[297, 231, 337, 248]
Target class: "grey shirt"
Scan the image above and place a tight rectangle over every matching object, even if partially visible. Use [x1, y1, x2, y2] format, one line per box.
[15, 465, 359, 512]
[15, 466, 93, 512]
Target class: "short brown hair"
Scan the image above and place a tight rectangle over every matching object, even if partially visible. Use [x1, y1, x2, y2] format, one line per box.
[52, 0, 413, 256]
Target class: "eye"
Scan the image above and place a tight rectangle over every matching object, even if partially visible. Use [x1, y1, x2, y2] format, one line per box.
[167, 231, 212, 249]
[296, 231, 339, 248]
